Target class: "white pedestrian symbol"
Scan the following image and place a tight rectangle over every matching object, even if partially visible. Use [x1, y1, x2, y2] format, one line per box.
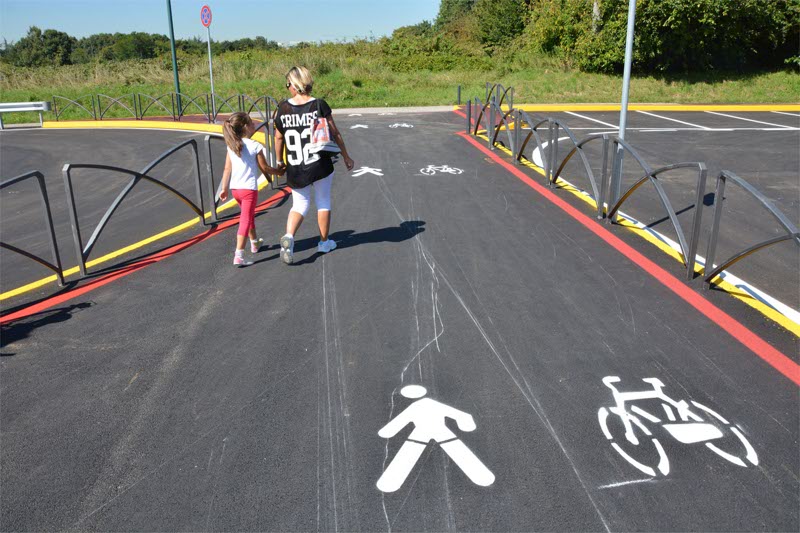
[352, 167, 383, 177]
[351, 124, 368, 129]
[598, 376, 758, 477]
[376, 385, 495, 493]
[389, 123, 414, 128]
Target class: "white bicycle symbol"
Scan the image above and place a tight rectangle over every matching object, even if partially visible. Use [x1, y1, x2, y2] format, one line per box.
[420, 165, 463, 176]
[389, 123, 414, 128]
[598, 376, 758, 477]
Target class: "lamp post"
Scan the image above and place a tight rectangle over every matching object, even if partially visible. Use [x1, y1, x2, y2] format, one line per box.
[610, 0, 637, 221]
[166, 0, 182, 110]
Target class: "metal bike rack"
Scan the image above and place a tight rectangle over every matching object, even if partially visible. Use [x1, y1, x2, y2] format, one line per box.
[704, 171, 800, 287]
[606, 137, 707, 280]
[211, 94, 241, 123]
[53, 95, 97, 121]
[0, 171, 64, 286]
[62, 139, 207, 277]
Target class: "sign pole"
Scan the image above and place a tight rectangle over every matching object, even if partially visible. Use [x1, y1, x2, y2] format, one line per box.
[166, 0, 181, 111]
[207, 25, 216, 118]
[200, 5, 215, 119]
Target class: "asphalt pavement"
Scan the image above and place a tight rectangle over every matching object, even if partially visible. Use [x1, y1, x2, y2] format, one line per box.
[0, 111, 798, 531]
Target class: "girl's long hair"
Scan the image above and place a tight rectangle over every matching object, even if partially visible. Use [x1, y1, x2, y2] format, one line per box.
[223, 112, 252, 157]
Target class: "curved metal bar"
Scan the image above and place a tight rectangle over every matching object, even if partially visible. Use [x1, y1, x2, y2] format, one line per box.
[551, 128, 603, 201]
[241, 95, 268, 121]
[97, 93, 136, 120]
[0, 242, 62, 277]
[611, 136, 654, 178]
[67, 139, 203, 263]
[53, 95, 96, 121]
[608, 162, 707, 270]
[177, 93, 210, 121]
[516, 111, 551, 171]
[137, 93, 175, 119]
[212, 94, 241, 122]
[718, 171, 799, 236]
[705, 234, 799, 284]
[704, 170, 799, 286]
[491, 107, 515, 149]
[473, 97, 489, 136]
[0, 170, 64, 285]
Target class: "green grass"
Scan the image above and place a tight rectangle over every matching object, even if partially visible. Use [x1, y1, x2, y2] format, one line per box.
[1, 45, 798, 124]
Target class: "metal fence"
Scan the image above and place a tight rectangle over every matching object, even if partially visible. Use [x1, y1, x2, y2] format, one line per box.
[53, 93, 277, 123]
[463, 84, 796, 286]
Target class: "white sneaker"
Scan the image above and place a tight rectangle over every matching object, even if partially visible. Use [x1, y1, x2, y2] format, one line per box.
[317, 239, 337, 254]
[280, 234, 294, 264]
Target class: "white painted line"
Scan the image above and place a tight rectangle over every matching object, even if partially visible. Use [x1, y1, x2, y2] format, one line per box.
[771, 111, 800, 118]
[565, 111, 617, 128]
[640, 129, 678, 133]
[598, 478, 654, 489]
[704, 111, 793, 128]
[636, 110, 712, 130]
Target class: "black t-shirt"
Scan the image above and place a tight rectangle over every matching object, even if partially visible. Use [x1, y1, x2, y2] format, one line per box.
[275, 98, 335, 189]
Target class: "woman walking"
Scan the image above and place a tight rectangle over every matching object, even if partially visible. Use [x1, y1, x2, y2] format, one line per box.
[274, 66, 355, 265]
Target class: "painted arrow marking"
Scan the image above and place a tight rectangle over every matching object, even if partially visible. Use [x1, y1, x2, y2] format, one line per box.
[352, 167, 383, 177]
[351, 124, 368, 129]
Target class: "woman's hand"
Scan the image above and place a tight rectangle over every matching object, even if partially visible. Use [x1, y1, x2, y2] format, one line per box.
[344, 155, 354, 171]
[219, 188, 228, 202]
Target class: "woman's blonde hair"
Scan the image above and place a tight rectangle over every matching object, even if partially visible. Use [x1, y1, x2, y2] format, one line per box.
[223, 112, 253, 157]
[286, 66, 313, 95]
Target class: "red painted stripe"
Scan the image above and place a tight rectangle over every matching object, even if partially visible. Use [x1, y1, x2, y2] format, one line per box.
[457, 130, 800, 386]
[1, 188, 290, 324]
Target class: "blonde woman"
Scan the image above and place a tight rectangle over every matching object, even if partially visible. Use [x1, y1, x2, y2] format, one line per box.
[274, 66, 355, 265]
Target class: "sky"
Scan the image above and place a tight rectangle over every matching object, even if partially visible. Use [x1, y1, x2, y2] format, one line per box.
[0, 0, 440, 44]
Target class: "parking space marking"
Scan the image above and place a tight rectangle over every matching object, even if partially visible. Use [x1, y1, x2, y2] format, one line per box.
[636, 110, 712, 130]
[771, 111, 800, 118]
[565, 111, 617, 128]
[704, 111, 794, 129]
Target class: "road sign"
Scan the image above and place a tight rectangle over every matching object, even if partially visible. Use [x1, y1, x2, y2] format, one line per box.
[200, 5, 212, 27]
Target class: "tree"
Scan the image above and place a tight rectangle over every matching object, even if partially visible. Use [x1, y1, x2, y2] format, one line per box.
[473, 0, 528, 51]
[435, 0, 476, 27]
[5, 26, 76, 67]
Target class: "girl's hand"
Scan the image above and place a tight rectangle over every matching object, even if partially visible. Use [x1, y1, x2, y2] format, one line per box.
[344, 156, 355, 171]
[219, 189, 228, 202]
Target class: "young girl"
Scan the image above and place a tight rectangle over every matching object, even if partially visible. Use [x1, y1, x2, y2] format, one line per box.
[219, 112, 283, 267]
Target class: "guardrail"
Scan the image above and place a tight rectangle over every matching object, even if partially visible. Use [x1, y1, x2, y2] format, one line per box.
[52, 93, 279, 124]
[0, 171, 64, 286]
[463, 84, 796, 287]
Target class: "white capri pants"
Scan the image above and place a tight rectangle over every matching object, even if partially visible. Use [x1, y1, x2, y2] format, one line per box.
[290, 172, 333, 217]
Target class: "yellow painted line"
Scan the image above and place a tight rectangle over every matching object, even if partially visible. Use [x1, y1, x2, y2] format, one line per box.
[476, 133, 800, 337]
[1, 121, 273, 302]
[44, 120, 224, 134]
[514, 104, 800, 112]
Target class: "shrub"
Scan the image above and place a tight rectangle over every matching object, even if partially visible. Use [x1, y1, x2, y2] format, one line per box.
[473, 0, 529, 53]
[525, 0, 800, 73]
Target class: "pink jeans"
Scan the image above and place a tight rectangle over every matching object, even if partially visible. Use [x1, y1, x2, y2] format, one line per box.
[232, 189, 258, 237]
